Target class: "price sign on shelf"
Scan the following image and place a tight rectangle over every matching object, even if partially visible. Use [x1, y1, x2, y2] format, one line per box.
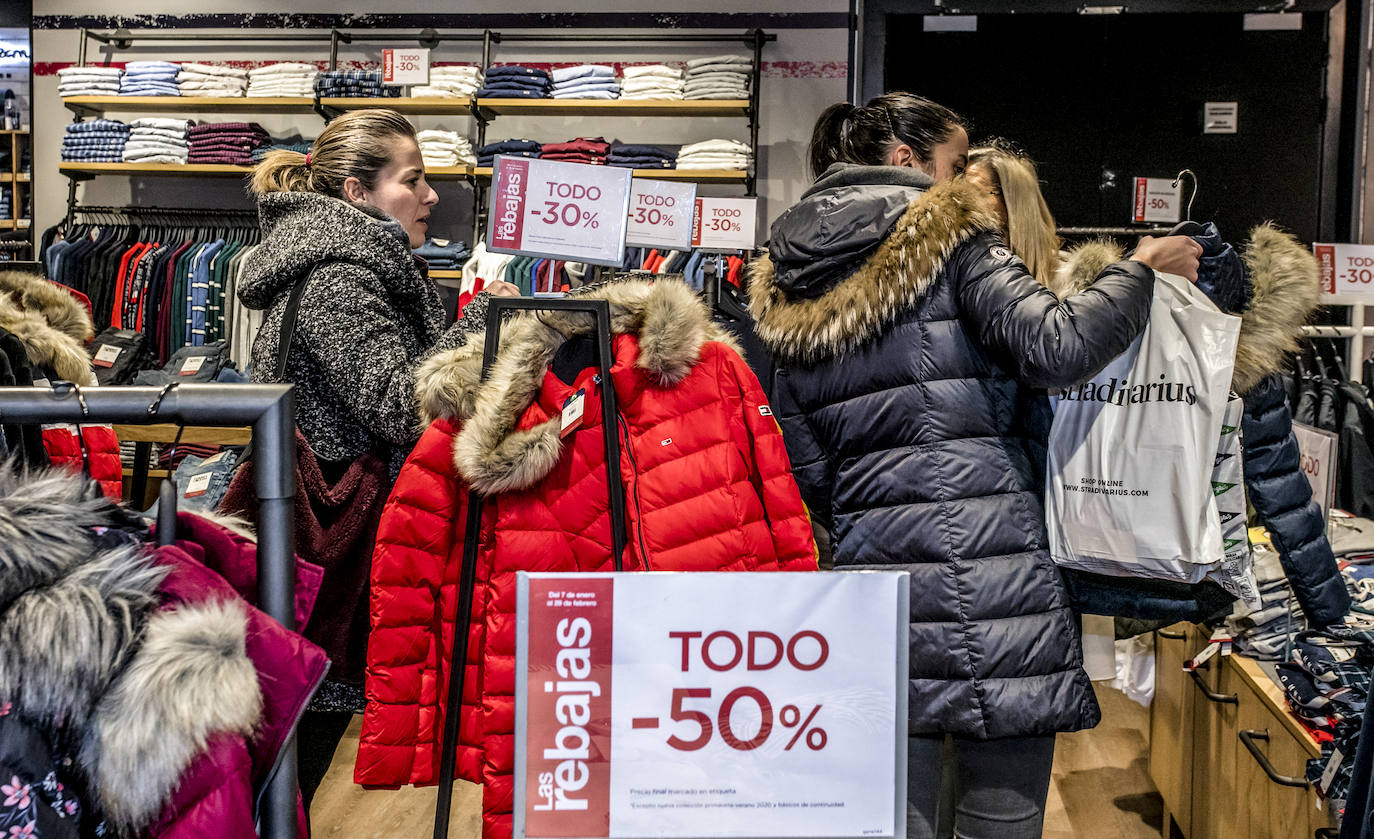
[625, 179, 697, 250]
[515, 571, 908, 839]
[1132, 177, 1182, 224]
[1314, 243, 1374, 298]
[692, 197, 759, 251]
[383, 48, 430, 85]
[488, 156, 632, 266]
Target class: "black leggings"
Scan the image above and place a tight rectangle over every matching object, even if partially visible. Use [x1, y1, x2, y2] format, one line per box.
[906, 733, 1056, 839]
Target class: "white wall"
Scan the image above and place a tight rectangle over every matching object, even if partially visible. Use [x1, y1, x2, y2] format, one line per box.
[31, 1, 849, 247]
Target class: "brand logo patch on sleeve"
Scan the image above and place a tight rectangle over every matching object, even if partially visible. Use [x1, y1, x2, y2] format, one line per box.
[758, 405, 773, 417]
[990, 245, 1014, 261]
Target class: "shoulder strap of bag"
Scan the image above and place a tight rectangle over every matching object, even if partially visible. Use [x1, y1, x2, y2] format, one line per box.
[275, 276, 310, 383]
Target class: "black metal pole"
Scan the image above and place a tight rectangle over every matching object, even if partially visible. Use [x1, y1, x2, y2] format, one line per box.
[432, 299, 626, 838]
[0, 384, 298, 839]
[747, 28, 764, 197]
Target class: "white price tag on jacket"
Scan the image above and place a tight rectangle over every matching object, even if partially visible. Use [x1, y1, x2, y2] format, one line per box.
[625, 179, 696, 250]
[1314, 242, 1374, 298]
[179, 356, 207, 376]
[691, 197, 758, 251]
[93, 344, 121, 368]
[1132, 177, 1182, 224]
[383, 48, 429, 85]
[184, 472, 213, 498]
[488, 156, 632, 266]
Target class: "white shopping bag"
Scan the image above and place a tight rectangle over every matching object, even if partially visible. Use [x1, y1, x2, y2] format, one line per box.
[1047, 271, 1242, 582]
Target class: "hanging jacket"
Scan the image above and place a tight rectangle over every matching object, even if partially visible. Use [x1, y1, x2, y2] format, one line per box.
[1053, 228, 1351, 627]
[0, 469, 327, 838]
[748, 164, 1155, 740]
[0, 270, 122, 500]
[355, 279, 817, 839]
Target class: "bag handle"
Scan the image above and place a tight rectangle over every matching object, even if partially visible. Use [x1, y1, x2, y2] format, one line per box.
[275, 276, 310, 383]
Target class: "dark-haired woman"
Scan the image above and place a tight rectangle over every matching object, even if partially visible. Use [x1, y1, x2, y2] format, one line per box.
[751, 92, 1202, 839]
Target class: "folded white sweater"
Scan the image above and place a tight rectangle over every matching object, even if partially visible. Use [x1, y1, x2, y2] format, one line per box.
[622, 64, 684, 80]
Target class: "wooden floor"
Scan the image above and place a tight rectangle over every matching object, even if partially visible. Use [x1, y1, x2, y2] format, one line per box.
[310, 683, 1163, 839]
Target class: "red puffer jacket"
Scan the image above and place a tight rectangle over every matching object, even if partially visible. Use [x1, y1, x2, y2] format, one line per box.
[355, 280, 817, 839]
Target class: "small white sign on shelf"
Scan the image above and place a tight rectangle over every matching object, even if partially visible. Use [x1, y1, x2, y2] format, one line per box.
[383, 48, 430, 85]
[1314, 243, 1374, 299]
[691, 197, 758, 252]
[625, 179, 696, 250]
[1293, 421, 1339, 525]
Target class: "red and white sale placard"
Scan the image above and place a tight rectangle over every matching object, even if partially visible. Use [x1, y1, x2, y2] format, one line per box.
[1314, 242, 1374, 298]
[489, 156, 633, 266]
[691, 197, 758, 252]
[625, 179, 696, 250]
[516, 572, 908, 839]
[1132, 177, 1181, 224]
[383, 48, 429, 85]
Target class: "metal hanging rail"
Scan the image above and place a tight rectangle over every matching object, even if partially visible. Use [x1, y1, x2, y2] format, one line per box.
[0, 382, 298, 839]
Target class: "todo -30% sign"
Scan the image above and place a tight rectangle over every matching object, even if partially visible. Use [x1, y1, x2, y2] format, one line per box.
[692, 197, 758, 251]
[635, 630, 830, 752]
[1314, 243, 1374, 298]
[489, 156, 631, 265]
[516, 572, 908, 839]
[626, 179, 696, 249]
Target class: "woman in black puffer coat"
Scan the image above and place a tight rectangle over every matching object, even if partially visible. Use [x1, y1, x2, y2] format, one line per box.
[750, 93, 1202, 839]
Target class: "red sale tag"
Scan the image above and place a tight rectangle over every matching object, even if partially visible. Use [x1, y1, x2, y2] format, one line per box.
[1132, 177, 1181, 224]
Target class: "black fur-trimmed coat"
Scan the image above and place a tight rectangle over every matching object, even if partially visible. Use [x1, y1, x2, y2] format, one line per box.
[749, 164, 1154, 738]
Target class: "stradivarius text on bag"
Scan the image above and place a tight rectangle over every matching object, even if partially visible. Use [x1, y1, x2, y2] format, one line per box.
[1057, 373, 1199, 406]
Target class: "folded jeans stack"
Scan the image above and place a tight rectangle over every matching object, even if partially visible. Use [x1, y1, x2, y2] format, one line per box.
[475, 65, 552, 99]
[119, 61, 181, 96]
[246, 62, 319, 98]
[476, 138, 543, 167]
[0, 187, 9, 218]
[61, 119, 130, 162]
[676, 138, 751, 171]
[619, 64, 684, 101]
[176, 63, 248, 98]
[123, 117, 191, 164]
[57, 65, 122, 97]
[551, 65, 620, 100]
[540, 137, 610, 165]
[416, 130, 476, 168]
[684, 54, 751, 100]
[188, 122, 271, 165]
[414, 238, 471, 270]
[250, 132, 313, 163]
[412, 65, 483, 99]
[607, 141, 678, 169]
[315, 69, 402, 99]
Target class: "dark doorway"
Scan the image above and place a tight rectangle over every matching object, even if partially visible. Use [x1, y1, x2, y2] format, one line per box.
[884, 12, 1329, 243]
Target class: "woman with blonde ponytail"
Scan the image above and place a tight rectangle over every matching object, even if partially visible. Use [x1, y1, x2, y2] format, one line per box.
[965, 143, 1061, 287]
[235, 108, 515, 803]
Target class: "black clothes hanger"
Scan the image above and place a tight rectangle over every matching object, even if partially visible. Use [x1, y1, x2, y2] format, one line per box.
[149, 383, 182, 546]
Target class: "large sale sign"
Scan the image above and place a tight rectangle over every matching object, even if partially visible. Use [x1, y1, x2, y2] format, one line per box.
[489, 156, 633, 266]
[514, 572, 909, 839]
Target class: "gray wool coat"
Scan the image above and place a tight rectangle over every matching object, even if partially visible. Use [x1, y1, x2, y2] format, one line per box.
[238, 191, 489, 474]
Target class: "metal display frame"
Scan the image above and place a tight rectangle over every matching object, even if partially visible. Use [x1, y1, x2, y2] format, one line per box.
[433, 297, 628, 839]
[0, 382, 300, 838]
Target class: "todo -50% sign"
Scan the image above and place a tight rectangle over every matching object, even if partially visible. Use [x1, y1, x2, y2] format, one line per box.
[638, 630, 829, 752]
[516, 572, 908, 839]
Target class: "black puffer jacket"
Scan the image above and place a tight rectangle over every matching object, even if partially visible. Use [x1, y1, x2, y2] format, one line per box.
[238, 191, 490, 475]
[750, 164, 1154, 738]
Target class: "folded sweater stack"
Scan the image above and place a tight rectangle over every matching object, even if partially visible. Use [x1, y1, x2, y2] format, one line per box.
[607, 141, 677, 169]
[417, 130, 476, 168]
[177, 63, 248, 98]
[676, 138, 751, 171]
[57, 65, 122, 97]
[61, 119, 129, 162]
[123, 117, 190, 164]
[539, 137, 610, 166]
[476, 66, 552, 99]
[315, 69, 402, 99]
[684, 54, 751, 100]
[188, 122, 271, 165]
[477, 138, 543, 167]
[620, 64, 684, 101]
[246, 63, 318, 98]
[551, 65, 620, 100]
[412, 65, 483, 99]
[120, 61, 181, 96]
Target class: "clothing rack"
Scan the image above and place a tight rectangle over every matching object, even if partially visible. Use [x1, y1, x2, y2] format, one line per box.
[1311, 296, 1374, 369]
[433, 297, 627, 839]
[64, 202, 259, 231]
[1057, 226, 1175, 237]
[0, 382, 299, 839]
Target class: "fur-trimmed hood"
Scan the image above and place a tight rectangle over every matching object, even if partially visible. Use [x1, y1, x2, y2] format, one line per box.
[1053, 225, 1320, 394]
[415, 279, 737, 495]
[749, 177, 998, 365]
[0, 270, 97, 386]
[0, 470, 263, 835]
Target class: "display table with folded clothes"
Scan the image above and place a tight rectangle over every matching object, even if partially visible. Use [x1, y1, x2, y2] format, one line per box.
[476, 65, 553, 99]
